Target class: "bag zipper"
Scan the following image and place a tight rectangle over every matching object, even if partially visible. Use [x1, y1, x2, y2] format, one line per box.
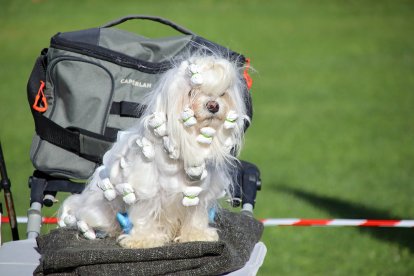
[50, 35, 175, 74]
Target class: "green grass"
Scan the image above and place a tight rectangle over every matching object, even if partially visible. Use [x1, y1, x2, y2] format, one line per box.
[1, 0, 414, 274]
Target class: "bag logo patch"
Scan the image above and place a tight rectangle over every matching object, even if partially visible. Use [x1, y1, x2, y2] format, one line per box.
[120, 79, 152, 88]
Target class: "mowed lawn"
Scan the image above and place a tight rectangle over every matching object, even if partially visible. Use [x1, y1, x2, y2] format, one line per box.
[1, 0, 414, 275]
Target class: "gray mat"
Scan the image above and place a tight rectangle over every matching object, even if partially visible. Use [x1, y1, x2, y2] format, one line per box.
[34, 210, 264, 275]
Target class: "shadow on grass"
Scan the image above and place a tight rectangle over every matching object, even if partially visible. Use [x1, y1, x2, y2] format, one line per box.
[276, 186, 414, 253]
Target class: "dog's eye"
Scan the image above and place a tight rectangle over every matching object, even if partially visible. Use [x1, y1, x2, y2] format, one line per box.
[188, 90, 193, 97]
[220, 92, 226, 97]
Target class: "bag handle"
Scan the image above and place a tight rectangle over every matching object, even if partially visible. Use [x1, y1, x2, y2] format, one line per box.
[101, 15, 195, 36]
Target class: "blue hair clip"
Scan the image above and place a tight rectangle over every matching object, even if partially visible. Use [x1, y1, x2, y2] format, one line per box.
[208, 207, 216, 223]
[117, 212, 133, 234]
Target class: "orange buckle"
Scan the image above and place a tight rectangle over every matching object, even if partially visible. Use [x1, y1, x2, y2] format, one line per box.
[243, 58, 253, 90]
[32, 80, 48, 112]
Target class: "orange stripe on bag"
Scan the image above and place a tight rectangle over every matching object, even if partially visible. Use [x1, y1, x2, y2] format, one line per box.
[33, 80, 48, 112]
[243, 58, 253, 90]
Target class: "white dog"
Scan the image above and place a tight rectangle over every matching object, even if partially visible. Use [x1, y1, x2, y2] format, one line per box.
[58, 54, 248, 249]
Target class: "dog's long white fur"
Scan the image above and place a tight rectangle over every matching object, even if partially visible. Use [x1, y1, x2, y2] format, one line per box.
[58, 53, 248, 248]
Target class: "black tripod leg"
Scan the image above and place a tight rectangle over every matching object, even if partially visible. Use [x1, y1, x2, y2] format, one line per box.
[0, 141, 20, 240]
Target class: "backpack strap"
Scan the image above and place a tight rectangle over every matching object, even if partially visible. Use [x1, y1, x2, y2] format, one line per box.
[33, 113, 114, 163]
[110, 101, 147, 118]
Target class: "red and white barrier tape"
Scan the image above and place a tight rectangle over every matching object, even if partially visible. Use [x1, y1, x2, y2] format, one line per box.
[1, 216, 58, 224]
[260, 219, 414, 227]
[2, 216, 414, 227]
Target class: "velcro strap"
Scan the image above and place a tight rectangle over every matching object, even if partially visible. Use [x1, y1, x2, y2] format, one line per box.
[33, 113, 114, 163]
[79, 133, 113, 162]
[110, 101, 146, 118]
[104, 127, 120, 139]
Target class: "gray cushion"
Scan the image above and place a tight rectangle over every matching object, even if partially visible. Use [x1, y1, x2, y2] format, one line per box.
[35, 210, 263, 275]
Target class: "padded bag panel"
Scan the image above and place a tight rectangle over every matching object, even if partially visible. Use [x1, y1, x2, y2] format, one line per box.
[31, 56, 114, 179]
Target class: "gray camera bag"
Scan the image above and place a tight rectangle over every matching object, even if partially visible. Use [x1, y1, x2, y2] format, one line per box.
[27, 15, 252, 180]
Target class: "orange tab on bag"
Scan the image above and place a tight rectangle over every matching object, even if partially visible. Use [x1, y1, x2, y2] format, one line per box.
[33, 80, 48, 112]
[243, 58, 253, 90]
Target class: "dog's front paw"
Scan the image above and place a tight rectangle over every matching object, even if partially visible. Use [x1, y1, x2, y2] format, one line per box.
[117, 234, 169, 249]
[179, 227, 219, 243]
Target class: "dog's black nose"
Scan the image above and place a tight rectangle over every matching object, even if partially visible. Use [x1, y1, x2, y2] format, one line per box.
[206, 101, 219, 113]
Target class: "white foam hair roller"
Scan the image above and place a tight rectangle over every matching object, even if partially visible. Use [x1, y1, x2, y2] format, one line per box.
[153, 123, 167, 137]
[149, 112, 168, 136]
[163, 136, 179, 159]
[188, 64, 200, 75]
[185, 164, 207, 180]
[182, 186, 203, 207]
[181, 108, 194, 120]
[136, 137, 155, 160]
[97, 177, 117, 201]
[224, 110, 239, 129]
[197, 127, 216, 144]
[123, 193, 136, 205]
[58, 219, 66, 228]
[181, 107, 197, 127]
[200, 127, 216, 137]
[77, 220, 96, 240]
[182, 196, 200, 207]
[115, 183, 136, 205]
[185, 165, 204, 178]
[190, 74, 203, 86]
[96, 167, 116, 201]
[148, 112, 166, 128]
[184, 116, 197, 127]
[187, 63, 203, 86]
[183, 186, 203, 197]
